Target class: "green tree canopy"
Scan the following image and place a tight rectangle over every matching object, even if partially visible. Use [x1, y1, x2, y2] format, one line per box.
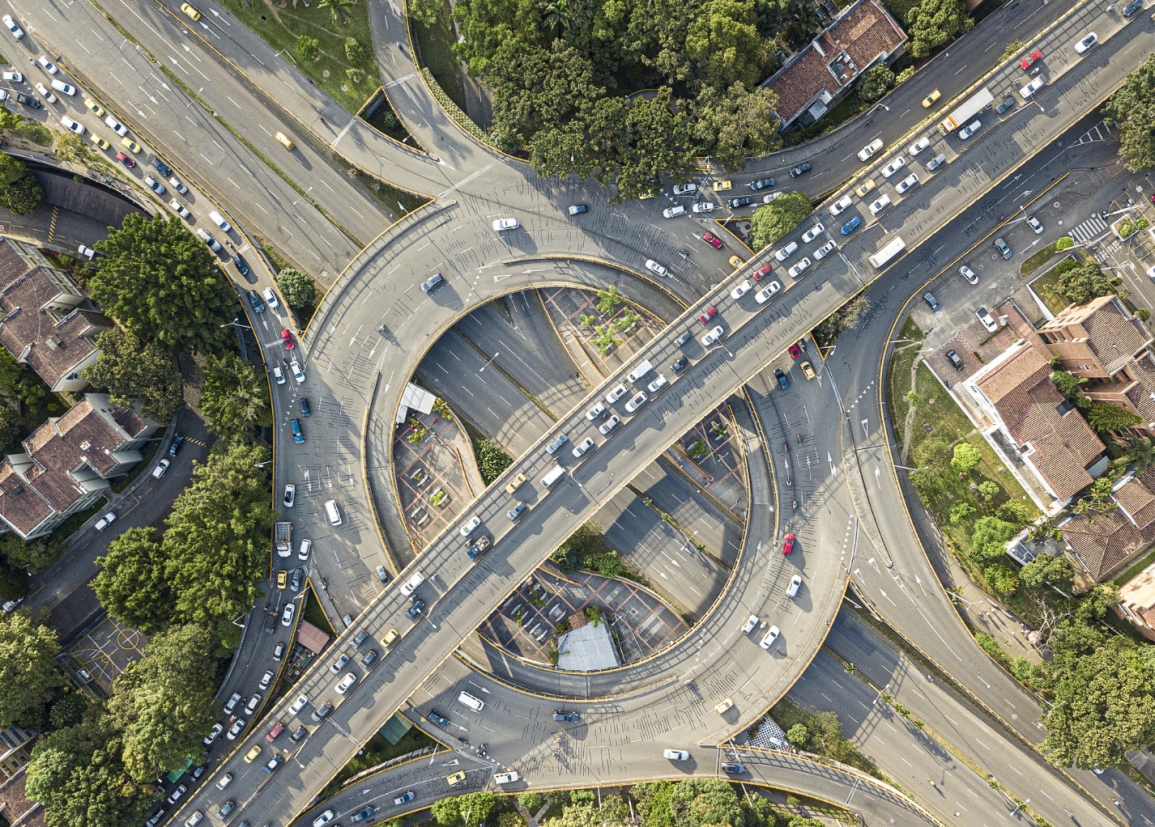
[950, 442, 982, 474]
[983, 563, 1019, 596]
[345, 37, 367, 63]
[786, 723, 809, 746]
[1086, 402, 1143, 433]
[0, 344, 48, 410]
[906, 0, 973, 58]
[1053, 261, 1114, 306]
[277, 268, 316, 309]
[970, 516, 1017, 562]
[0, 152, 43, 215]
[858, 63, 895, 102]
[474, 437, 513, 484]
[93, 527, 174, 635]
[431, 792, 497, 827]
[0, 556, 29, 601]
[0, 610, 61, 726]
[81, 329, 183, 423]
[91, 214, 235, 355]
[0, 532, 65, 574]
[632, 781, 677, 827]
[1105, 52, 1155, 172]
[694, 83, 782, 171]
[1020, 554, 1074, 592]
[669, 779, 745, 827]
[749, 191, 813, 250]
[685, 0, 768, 90]
[199, 352, 272, 438]
[1051, 370, 1086, 400]
[297, 35, 319, 61]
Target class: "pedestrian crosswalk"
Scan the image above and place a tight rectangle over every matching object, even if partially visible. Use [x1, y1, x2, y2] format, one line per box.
[1069, 215, 1108, 244]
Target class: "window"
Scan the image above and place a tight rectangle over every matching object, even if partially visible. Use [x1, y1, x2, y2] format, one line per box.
[1056, 400, 1074, 416]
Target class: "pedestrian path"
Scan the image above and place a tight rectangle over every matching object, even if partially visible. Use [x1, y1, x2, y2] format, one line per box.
[1068, 215, 1108, 244]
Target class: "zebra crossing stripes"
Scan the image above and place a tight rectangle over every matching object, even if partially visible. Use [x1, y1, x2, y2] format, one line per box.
[1068, 216, 1108, 244]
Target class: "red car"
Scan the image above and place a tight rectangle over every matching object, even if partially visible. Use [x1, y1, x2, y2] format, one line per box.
[782, 533, 796, 555]
[702, 232, 724, 250]
[1019, 49, 1042, 70]
[753, 263, 773, 281]
[116, 151, 135, 168]
[698, 305, 718, 325]
[281, 329, 295, 350]
[788, 343, 802, 359]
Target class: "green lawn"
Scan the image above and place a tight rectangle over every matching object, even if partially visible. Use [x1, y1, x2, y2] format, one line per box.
[217, 0, 381, 114]
[1020, 242, 1058, 278]
[413, 0, 467, 112]
[302, 586, 335, 634]
[1030, 261, 1076, 316]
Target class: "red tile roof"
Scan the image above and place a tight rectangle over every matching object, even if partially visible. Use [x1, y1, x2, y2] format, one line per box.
[0, 768, 45, 827]
[1041, 296, 1150, 376]
[1063, 509, 1143, 582]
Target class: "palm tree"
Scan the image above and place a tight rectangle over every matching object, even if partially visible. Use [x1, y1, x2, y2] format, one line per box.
[319, 0, 352, 25]
[1125, 436, 1155, 475]
[596, 286, 622, 316]
[542, 0, 571, 40]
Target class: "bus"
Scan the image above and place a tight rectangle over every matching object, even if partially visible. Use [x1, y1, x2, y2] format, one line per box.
[938, 88, 994, 135]
[868, 235, 906, 269]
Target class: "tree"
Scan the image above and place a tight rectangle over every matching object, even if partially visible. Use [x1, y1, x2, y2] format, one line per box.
[786, 723, 809, 746]
[950, 442, 981, 474]
[90, 214, 235, 355]
[749, 191, 813, 250]
[1105, 53, 1155, 172]
[1051, 370, 1086, 400]
[49, 692, 89, 729]
[0, 556, 29, 601]
[685, 0, 768, 90]
[0, 152, 43, 215]
[0, 401, 22, 451]
[905, 0, 973, 59]
[632, 781, 676, 827]
[1020, 555, 1074, 592]
[474, 438, 512, 484]
[1, 533, 66, 574]
[518, 792, 545, 812]
[978, 480, 999, 503]
[108, 624, 218, 781]
[277, 268, 316, 309]
[996, 500, 1033, 526]
[694, 83, 782, 170]
[297, 35, 320, 61]
[431, 793, 497, 827]
[787, 819, 823, 827]
[93, 528, 174, 635]
[596, 286, 623, 316]
[409, 0, 446, 27]
[1053, 261, 1114, 306]
[1087, 402, 1142, 433]
[344, 37, 367, 63]
[858, 64, 895, 103]
[319, 0, 353, 25]
[970, 516, 1017, 562]
[669, 779, 745, 827]
[950, 501, 976, 525]
[81, 329, 183, 423]
[983, 564, 1019, 596]
[0, 342, 48, 410]
[0, 610, 61, 727]
[1120, 436, 1155, 474]
[199, 353, 272, 437]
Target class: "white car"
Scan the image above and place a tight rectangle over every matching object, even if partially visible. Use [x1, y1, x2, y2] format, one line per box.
[35, 83, 56, 104]
[606, 383, 627, 404]
[976, 307, 999, 333]
[283, 484, 296, 508]
[572, 437, 595, 458]
[644, 259, 668, 277]
[494, 771, 520, 784]
[50, 80, 76, 96]
[226, 719, 246, 740]
[38, 56, 58, 74]
[170, 199, 191, 219]
[3, 15, 24, 39]
[335, 673, 357, 695]
[760, 625, 780, 649]
[741, 615, 758, 634]
[60, 116, 84, 135]
[958, 120, 981, 140]
[273, 366, 285, 385]
[313, 812, 336, 827]
[1, 71, 21, 83]
[960, 265, 977, 285]
[460, 515, 482, 536]
[908, 136, 930, 156]
[755, 281, 781, 304]
[663, 749, 690, 761]
[881, 157, 905, 178]
[1074, 32, 1097, 54]
[895, 173, 919, 195]
[298, 538, 312, 560]
[281, 603, 295, 626]
[788, 257, 812, 279]
[701, 325, 724, 347]
[672, 183, 697, 195]
[858, 139, 884, 162]
[1027, 215, 1044, 234]
[647, 374, 667, 393]
[786, 575, 802, 597]
[290, 360, 305, 383]
[762, 192, 781, 204]
[262, 287, 280, 309]
[829, 195, 852, 216]
[869, 195, 891, 216]
[800, 223, 824, 243]
[259, 670, 274, 689]
[1020, 77, 1045, 99]
[104, 115, 129, 136]
[152, 458, 171, 479]
[599, 415, 621, 435]
[203, 723, 223, 746]
[289, 695, 309, 714]
[662, 205, 686, 218]
[813, 240, 837, 260]
[624, 392, 648, 413]
[95, 512, 116, 531]
[691, 201, 715, 214]
[730, 280, 752, 299]
[170, 177, 188, 194]
[774, 242, 798, 262]
[586, 403, 606, 420]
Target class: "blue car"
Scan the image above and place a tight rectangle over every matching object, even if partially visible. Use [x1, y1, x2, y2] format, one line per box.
[924, 292, 941, 312]
[840, 216, 861, 235]
[774, 368, 789, 390]
[300, 397, 311, 417]
[290, 419, 304, 444]
[427, 710, 450, 728]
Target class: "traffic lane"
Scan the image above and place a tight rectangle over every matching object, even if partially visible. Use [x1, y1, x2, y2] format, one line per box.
[632, 460, 744, 567]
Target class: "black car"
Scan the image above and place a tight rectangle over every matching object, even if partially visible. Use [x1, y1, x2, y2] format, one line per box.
[361, 649, 378, 667]
[774, 368, 788, 390]
[996, 97, 1016, 115]
[263, 609, 276, 634]
[168, 433, 184, 457]
[672, 356, 689, 374]
[790, 161, 812, 177]
[675, 330, 692, 347]
[14, 93, 39, 109]
[946, 350, 964, 371]
[300, 397, 311, 417]
[248, 289, 265, 313]
[152, 158, 173, 177]
[749, 178, 775, 190]
[406, 599, 426, 620]
[727, 196, 753, 209]
[232, 253, 250, 276]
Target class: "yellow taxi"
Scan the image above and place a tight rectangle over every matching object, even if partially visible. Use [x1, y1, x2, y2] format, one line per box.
[855, 178, 876, 198]
[276, 570, 287, 590]
[120, 137, 142, 153]
[712, 179, 733, 192]
[504, 472, 527, 495]
[383, 628, 399, 646]
[180, 3, 202, 22]
[84, 98, 104, 117]
[244, 744, 262, 763]
[921, 89, 941, 108]
[275, 131, 296, 151]
[446, 771, 466, 787]
[800, 360, 817, 380]
[728, 255, 744, 270]
[89, 133, 110, 151]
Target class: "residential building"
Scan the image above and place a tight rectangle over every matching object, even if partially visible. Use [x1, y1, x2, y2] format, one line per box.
[1118, 557, 1155, 641]
[0, 725, 37, 782]
[0, 237, 111, 393]
[0, 726, 43, 827]
[1060, 468, 1155, 583]
[764, 0, 908, 131]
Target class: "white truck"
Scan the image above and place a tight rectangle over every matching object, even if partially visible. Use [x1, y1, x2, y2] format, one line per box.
[937, 87, 993, 135]
[274, 521, 292, 558]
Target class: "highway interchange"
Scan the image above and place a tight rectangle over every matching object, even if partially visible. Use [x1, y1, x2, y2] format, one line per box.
[7, 0, 1155, 825]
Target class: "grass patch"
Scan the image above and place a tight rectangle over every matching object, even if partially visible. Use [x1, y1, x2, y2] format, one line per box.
[887, 317, 925, 433]
[1019, 242, 1058, 278]
[322, 147, 427, 216]
[412, 0, 467, 112]
[302, 585, 335, 635]
[54, 496, 109, 541]
[1112, 545, 1155, 585]
[318, 724, 435, 800]
[217, 0, 380, 114]
[258, 239, 292, 274]
[1029, 256, 1078, 316]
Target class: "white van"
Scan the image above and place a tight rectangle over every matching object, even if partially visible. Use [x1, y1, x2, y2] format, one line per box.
[541, 465, 566, 490]
[324, 500, 342, 525]
[208, 210, 232, 232]
[458, 691, 485, 712]
[400, 571, 425, 596]
[774, 242, 798, 262]
[627, 359, 653, 384]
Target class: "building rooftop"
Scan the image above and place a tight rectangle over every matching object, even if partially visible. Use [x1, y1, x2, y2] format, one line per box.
[1041, 295, 1150, 376]
[0, 768, 45, 827]
[556, 616, 621, 672]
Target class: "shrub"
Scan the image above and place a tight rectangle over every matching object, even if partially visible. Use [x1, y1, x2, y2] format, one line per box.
[749, 191, 813, 250]
[277, 268, 316, 309]
[1054, 236, 1074, 251]
[786, 723, 809, 746]
[950, 442, 982, 474]
[984, 564, 1020, 596]
[297, 35, 319, 61]
[474, 438, 512, 484]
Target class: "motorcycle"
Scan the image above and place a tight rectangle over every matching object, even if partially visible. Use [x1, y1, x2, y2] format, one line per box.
[1029, 66, 1041, 76]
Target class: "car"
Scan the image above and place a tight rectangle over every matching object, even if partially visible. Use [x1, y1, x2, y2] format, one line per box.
[800, 360, 816, 380]
[644, 259, 668, 277]
[994, 237, 1012, 259]
[921, 89, 941, 108]
[730, 255, 746, 271]
[121, 137, 142, 153]
[1074, 32, 1097, 54]
[869, 195, 891, 216]
[788, 257, 812, 279]
[290, 418, 304, 444]
[1027, 215, 1043, 234]
[926, 153, 947, 172]
[143, 175, 165, 194]
[774, 242, 798, 262]
[1020, 48, 1043, 70]
[329, 654, 351, 675]
[750, 178, 775, 190]
[395, 789, 418, 805]
[35, 84, 56, 104]
[909, 136, 931, 156]
[585, 404, 609, 424]
[264, 754, 284, 774]
[168, 433, 184, 457]
[786, 574, 803, 597]
[288, 694, 309, 715]
[82, 131, 110, 151]
[895, 173, 919, 195]
[460, 515, 482, 536]
[300, 397, 311, 417]
[246, 692, 262, 714]
[702, 232, 724, 249]
[290, 360, 305, 383]
[924, 292, 941, 312]
[692, 201, 715, 213]
[790, 162, 812, 177]
[2, 71, 22, 83]
[495, 771, 520, 784]
[790, 343, 802, 359]
[755, 281, 781, 304]
[290, 568, 304, 592]
[675, 330, 693, 347]
[997, 97, 1017, 115]
[311, 701, 334, 721]
[958, 120, 981, 140]
[731, 280, 752, 299]
[976, 307, 999, 333]
[2, 14, 23, 38]
[181, 2, 203, 20]
[281, 328, 295, 349]
[881, 157, 905, 179]
[712, 179, 732, 191]
[335, 673, 357, 695]
[196, 228, 220, 251]
[50, 80, 75, 96]
[14, 93, 39, 109]
[567, 204, 587, 215]
[625, 391, 648, 413]
[698, 305, 718, 324]
[104, 115, 128, 136]
[946, 350, 964, 371]
[298, 539, 312, 561]
[38, 56, 58, 74]
[313, 812, 336, 827]
[782, 532, 796, 555]
[647, 374, 667, 393]
[727, 196, 752, 209]
[203, 723, 223, 745]
[572, 437, 596, 458]
[554, 710, 580, 722]
[216, 801, 237, 820]
[672, 183, 697, 195]
[1020, 77, 1045, 99]
[185, 813, 204, 827]
[167, 176, 189, 196]
[606, 383, 628, 403]
[742, 615, 759, 634]
[662, 205, 686, 218]
[276, 570, 287, 590]
[428, 709, 450, 728]
[507, 501, 528, 520]
[762, 192, 782, 204]
[701, 325, 724, 347]
[421, 273, 444, 293]
[147, 807, 169, 827]
[281, 603, 295, 626]
[95, 512, 116, 531]
[801, 223, 824, 243]
[760, 626, 780, 649]
[261, 287, 280, 309]
[858, 139, 884, 162]
[247, 290, 266, 313]
[813, 240, 837, 260]
[855, 179, 876, 198]
[599, 415, 621, 435]
[960, 265, 977, 284]
[753, 262, 773, 281]
[663, 749, 690, 760]
[273, 366, 286, 385]
[223, 692, 242, 714]
[721, 763, 746, 774]
[714, 697, 733, 714]
[841, 216, 862, 235]
[492, 217, 519, 231]
[226, 719, 246, 740]
[829, 195, 852, 216]
[170, 199, 190, 218]
[1123, 0, 1143, 16]
[274, 130, 296, 150]
[259, 668, 276, 690]
[774, 368, 788, 390]
[446, 771, 467, 787]
[152, 458, 171, 479]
